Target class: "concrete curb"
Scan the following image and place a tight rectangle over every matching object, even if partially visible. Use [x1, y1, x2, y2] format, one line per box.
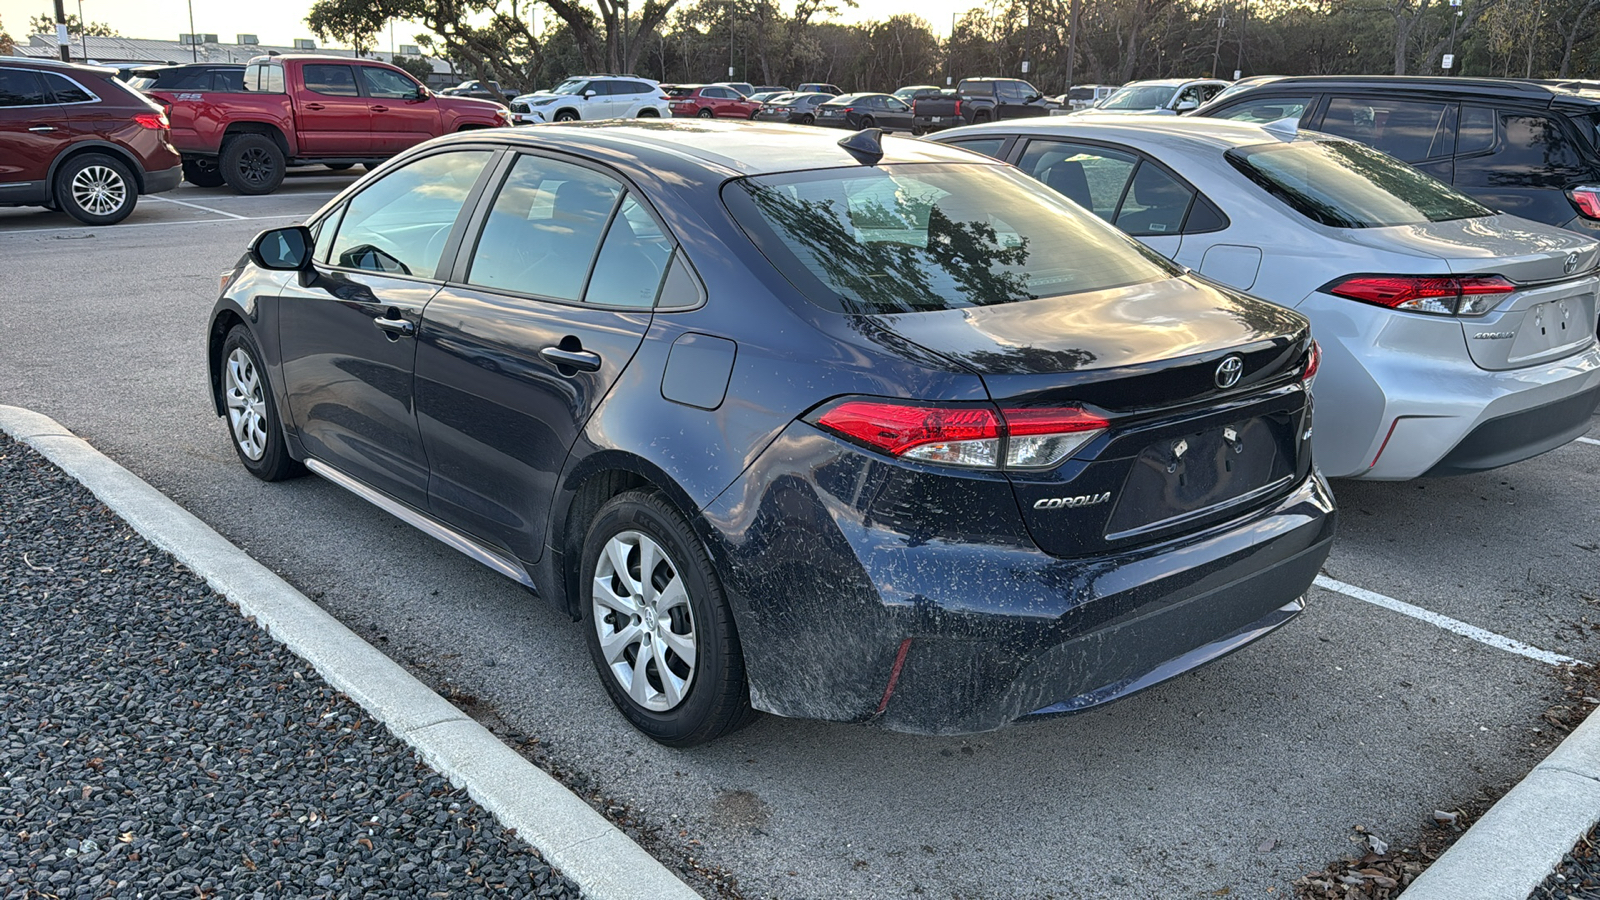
[1401, 677, 1600, 899]
[0, 405, 702, 900]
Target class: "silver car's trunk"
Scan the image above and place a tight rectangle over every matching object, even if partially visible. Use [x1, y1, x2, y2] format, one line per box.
[1335, 216, 1600, 370]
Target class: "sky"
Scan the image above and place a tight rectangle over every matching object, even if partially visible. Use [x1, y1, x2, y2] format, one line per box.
[0, 0, 976, 49]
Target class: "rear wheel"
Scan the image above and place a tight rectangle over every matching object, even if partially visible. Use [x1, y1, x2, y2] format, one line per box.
[54, 153, 136, 225]
[581, 490, 756, 746]
[220, 133, 285, 195]
[697, 108, 714, 119]
[800, 113, 814, 125]
[860, 115, 876, 129]
[220, 326, 302, 482]
[182, 157, 226, 188]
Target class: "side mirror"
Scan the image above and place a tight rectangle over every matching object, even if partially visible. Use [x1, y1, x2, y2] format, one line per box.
[249, 225, 314, 270]
[1026, 93, 1042, 103]
[414, 85, 430, 100]
[584, 89, 597, 97]
[1175, 99, 1199, 111]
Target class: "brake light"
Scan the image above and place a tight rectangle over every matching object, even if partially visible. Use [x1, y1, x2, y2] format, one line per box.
[1325, 274, 1515, 316]
[1569, 186, 1600, 219]
[1301, 340, 1320, 384]
[812, 400, 1108, 469]
[133, 112, 168, 130]
[953, 99, 961, 116]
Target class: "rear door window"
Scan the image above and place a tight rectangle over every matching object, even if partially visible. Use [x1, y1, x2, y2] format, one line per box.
[1115, 164, 1194, 235]
[941, 137, 1007, 159]
[465, 154, 623, 301]
[1016, 139, 1136, 218]
[1317, 96, 1455, 163]
[39, 72, 93, 105]
[1455, 109, 1588, 188]
[0, 69, 48, 107]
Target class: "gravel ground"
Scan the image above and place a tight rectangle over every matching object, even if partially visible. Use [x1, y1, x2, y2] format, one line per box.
[0, 433, 584, 900]
[1532, 824, 1600, 899]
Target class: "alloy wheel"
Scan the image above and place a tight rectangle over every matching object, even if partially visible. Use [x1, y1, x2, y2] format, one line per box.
[592, 530, 698, 711]
[224, 347, 269, 461]
[70, 165, 127, 217]
[237, 147, 275, 188]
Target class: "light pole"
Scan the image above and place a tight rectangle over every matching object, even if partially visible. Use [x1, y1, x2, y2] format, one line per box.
[187, 0, 197, 61]
[76, 0, 88, 62]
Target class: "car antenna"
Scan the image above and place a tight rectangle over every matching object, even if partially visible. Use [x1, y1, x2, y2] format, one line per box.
[1262, 116, 1299, 141]
[838, 128, 885, 165]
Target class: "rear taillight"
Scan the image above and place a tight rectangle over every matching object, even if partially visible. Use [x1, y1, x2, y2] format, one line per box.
[811, 399, 1108, 470]
[1569, 186, 1600, 219]
[1325, 274, 1515, 316]
[133, 112, 168, 130]
[1301, 340, 1320, 385]
[953, 99, 961, 116]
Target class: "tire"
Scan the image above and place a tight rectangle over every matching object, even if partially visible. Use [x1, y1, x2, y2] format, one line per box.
[859, 115, 876, 130]
[182, 157, 226, 188]
[581, 490, 756, 746]
[325, 163, 355, 171]
[637, 108, 660, 118]
[973, 111, 992, 124]
[749, 109, 760, 120]
[555, 109, 579, 122]
[910, 123, 927, 136]
[220, 133, 286, 195]
[219, 326, 302, 482]
[800, 113, 814, 125]
[697, 108, 714, 119]
[54, 153, 136, 226]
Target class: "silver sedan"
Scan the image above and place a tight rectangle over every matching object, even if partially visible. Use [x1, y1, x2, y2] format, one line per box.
[933, 116, 1600, 479]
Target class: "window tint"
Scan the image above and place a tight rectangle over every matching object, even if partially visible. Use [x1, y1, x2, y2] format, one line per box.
[725, 163, 1172, 315]
[213, 69, 244, 92]
[1319, 97, 1454, 162]
[997, 81, 1028, 103]
[960, 81, 995, 97]
[586, 195, 674, 307]
[466, 155, 623, 300]
[1457, 106, 1495, 155]
[1456, 111, 1587, 189]
[162, 68, 211, 90]
[360, 66, 418, 99]
[1115, 164, 1194, 235]
[943, 138, 1007, 159]
[328, 151, 492, 277]
[1017, 140, 1136, 218]
[1215, 96, 1311, 124]
[0, 69, 49, 107]
[1227, 140, 1490, 228]
[304, 64, 360, 97]
[40, 73, 93, 104]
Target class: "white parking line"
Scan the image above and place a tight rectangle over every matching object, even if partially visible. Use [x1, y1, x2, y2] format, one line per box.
[1578, 436, 1600, 447]
[0, 214, 303, 235]
[145, 194, 247, 219]
[1314, 575, 1583, 666]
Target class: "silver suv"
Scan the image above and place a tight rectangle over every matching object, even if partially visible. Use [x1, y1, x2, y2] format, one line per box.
[509, 75, 670, 124]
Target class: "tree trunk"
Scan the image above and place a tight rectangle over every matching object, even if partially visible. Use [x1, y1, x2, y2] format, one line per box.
[1559, 1, 1600, 77]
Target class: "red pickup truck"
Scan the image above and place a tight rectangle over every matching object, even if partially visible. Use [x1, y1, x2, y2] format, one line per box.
[148, 54, 508, 194]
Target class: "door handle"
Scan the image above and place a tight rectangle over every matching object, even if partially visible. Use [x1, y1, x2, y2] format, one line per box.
[28, 125, 56, 132]
[373, 317, 415, 337]
[540, 346, 601, 372]
[305, 102, 326, 111]
[370, 105, 389, 112]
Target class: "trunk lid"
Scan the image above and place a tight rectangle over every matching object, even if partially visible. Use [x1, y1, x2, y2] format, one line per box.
[874, 276, 1315, 557]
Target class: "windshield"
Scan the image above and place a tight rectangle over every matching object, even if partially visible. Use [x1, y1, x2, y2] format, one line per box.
[724, 163, 1173, 315]
[1227, 140, 1492, 228]
[552, 79, 588, 95]
[1100, 84, 1178, 110]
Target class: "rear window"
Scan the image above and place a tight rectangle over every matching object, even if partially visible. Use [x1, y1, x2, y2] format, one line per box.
[724, 163, 1173, 315]
[664, 86, 695, 98]
[1226, 140, 1490, 228]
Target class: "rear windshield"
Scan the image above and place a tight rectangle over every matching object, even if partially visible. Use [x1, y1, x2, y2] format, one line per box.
[664, 86, 696, 97]
[1226, 139, 1491, 228]
[724, 163, 1173, 315]
[1100, 84, 1175, 110]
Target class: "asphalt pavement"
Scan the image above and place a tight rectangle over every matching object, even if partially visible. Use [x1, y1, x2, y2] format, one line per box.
[2, 175, 1598, 898]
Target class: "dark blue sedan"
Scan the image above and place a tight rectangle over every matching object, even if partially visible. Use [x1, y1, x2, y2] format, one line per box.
[207, 121, 1335, 745]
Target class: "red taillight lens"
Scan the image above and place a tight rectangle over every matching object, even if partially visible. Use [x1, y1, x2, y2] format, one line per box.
[953, 99, 961, 116]
[1301, 340, 1320, 384]
[1569, 186, 1600, 219]
[812, 400, 1107, 469]
[133, 112, 168, 130]
[1326, 274, 1514, 316]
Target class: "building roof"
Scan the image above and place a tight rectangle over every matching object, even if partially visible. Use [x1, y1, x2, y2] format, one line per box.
[11, 34, 457, 78]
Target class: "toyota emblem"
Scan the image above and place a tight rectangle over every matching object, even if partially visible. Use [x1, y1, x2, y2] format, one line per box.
[1215, 356, 1244, 389]
[1565, 252, 1581, 275]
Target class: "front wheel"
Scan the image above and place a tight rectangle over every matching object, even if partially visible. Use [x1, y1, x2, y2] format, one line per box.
[220, 326, 302, 481]
[555, 109, 580, 122]
[220, 133, 285, 195]
[54, 153, 136, 225]
[581, 490, 756, 746]
[697, 108, 714, 119]
[637, 108, 660, 118]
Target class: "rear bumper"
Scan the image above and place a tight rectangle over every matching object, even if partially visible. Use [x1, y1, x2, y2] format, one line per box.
[1423, 383, 1600, 476]
[701, 424, 1337, 734]
[143, 163, 181, 196]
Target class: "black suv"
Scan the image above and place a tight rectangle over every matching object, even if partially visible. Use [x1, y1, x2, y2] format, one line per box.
[125, 64, 245, 93]
[1193, 76, 1600, 233]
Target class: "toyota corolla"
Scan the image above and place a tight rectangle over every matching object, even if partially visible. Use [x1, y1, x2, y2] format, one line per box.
[207, 122, 1335, 745]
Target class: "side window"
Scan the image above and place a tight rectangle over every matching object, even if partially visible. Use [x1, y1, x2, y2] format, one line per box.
[465, 154, 623, 301]
[40, 73, 93, 104]
[213, 69, 244, 92]
[1459, 105, 1496, 155]
[1017, 139, 1137, 218]
[243, 62, 286, 93]
[1213, 96, 1312, 125]
[656, 252, 706, 309]
[304, 64, 360, 97]
[1319, 96, 1452, 162]
[1200, 84, 1224, 103]
[163, 69, 210, 91]
[0, 69, 47, 107]
[328, 150, 492, 277]
[1114, 163, 1195, 236]
[1499, 113, 1581, 170]
[586, 195, 675, 307]
[1175, 85, 1204, 108]
[942, 137, 1007, 159]
[360, 66, 419, 99]
[997, 81, 1027, 103]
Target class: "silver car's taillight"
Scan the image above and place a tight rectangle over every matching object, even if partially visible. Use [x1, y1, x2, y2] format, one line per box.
[1324, 274, 1515, 316]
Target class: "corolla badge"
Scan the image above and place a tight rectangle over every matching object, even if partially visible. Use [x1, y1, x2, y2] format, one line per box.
[1214, 355, 1244, 389]
[1034, 493, 1112, 510]
[1566, 252, 1581, 275]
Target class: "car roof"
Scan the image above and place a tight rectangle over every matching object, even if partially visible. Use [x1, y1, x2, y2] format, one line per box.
[1118, 78, 1225, 89]
[437, 119, 999, 176]
[942, 115, 1323, 152]
[1222, 74, 1600, 104]
[1, 56, 120, 77]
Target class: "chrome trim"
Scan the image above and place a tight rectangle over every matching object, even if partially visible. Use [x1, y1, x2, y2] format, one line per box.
[1103, 473, 1296, 542]
[0, 68, 102, 107]
[303, 458, 537, 590]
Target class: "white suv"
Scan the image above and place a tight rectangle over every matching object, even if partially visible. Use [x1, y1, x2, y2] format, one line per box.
[509, 76, 670, 124]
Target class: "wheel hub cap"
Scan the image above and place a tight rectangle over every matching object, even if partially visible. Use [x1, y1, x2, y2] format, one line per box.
[592, 530, 697, 712]
[224, 347, 268, 461]
[71, 165, 127, 217]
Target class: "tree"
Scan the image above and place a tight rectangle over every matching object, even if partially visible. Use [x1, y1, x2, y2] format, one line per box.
[390, 54, 437, 83]
[0, 15, 14, 55]
[305, 3, 387, 54]
[27, 12, 117, 37]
